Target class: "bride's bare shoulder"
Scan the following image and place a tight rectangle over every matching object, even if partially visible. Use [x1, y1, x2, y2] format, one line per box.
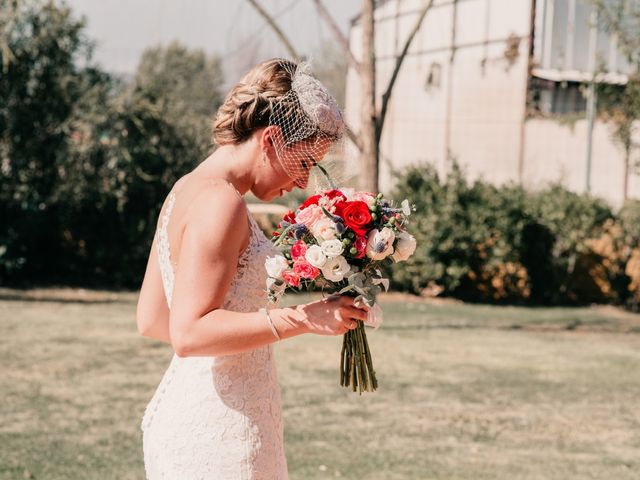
[182, 177, 249, 244]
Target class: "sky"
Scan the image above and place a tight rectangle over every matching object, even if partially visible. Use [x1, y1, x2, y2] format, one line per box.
[65, 0, 360, 85]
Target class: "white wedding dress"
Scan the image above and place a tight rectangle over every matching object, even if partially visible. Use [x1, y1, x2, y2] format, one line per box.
[141, 187, 289, 479]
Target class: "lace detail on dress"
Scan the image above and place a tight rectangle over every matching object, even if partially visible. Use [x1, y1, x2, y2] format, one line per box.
[141, 184, 288, 479]
[156, 191, 176, 306]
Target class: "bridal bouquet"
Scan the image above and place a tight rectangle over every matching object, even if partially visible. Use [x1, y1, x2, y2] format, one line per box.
[264, 187, 416, 394]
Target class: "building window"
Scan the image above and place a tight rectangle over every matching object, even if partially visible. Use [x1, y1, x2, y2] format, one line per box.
[529, 77, 587, 115]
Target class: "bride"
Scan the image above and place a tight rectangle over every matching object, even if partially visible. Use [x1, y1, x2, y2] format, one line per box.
[135, 58, 369, 479]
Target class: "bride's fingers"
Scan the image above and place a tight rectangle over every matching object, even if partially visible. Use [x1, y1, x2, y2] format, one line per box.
[340, 320, 357, 332]
[345, 306, 369, 322]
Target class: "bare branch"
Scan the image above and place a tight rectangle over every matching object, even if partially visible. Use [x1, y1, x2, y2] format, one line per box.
[376, 0, 434, 142]
[311, 0, 360, 74]
[244, 0, 362, 153]
[345, 125, 362, 152]
[245, 0, 300, 60]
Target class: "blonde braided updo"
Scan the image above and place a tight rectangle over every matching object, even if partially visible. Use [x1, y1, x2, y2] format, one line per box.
[212, 58, 300, 146]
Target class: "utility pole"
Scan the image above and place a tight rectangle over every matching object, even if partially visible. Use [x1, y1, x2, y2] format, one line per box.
[361, 0, 377, 191]
[585, 6, 598, 194]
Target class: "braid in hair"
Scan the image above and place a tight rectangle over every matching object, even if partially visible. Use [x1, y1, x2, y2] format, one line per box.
[212, 59, 296, 145]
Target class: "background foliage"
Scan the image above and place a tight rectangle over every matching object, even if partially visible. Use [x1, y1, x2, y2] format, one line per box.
[0, 1, 223, 287]
[1, 1, 638, 310]
[389, 164, 639, 310]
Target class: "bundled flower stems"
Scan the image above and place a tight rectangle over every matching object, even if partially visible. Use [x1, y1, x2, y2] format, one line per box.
[265, 187, 416, 394]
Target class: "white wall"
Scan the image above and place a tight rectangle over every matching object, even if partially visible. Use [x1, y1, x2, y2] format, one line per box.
[524, 119, 640, 207]
[345, 0, 639, 208]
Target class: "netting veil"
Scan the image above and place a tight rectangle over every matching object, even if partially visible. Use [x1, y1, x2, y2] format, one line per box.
[268, 61, 345, 190]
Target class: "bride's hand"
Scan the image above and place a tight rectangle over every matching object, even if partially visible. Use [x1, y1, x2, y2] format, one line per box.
[295, 295, 369, 336]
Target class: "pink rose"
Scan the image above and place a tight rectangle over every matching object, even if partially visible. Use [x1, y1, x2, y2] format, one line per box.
[291, 240, 307, 260]
[282, 270, 300, 287]
[295, 205, 324, 229]
[293, 258, 320, 279]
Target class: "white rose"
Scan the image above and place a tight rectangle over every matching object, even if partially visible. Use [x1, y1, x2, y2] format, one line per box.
[311, 217, 337, 241]
[392, 232, 417, 262]
[366, 228, 395, 260]
[304, 244, 327, 268]
[320, 239, 344, 258]
[321, 255, 351, 282]
[265, 255, 289, 279]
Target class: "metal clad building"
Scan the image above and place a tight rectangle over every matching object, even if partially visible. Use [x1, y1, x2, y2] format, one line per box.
[345, 0, 640, 206]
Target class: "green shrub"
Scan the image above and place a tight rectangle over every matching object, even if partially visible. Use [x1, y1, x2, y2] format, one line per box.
[523, 186, 614, 304]
[389, 163, 622, 305]
[388, 164, 529, 302]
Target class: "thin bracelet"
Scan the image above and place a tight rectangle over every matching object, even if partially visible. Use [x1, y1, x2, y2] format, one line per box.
[260, 308, 281, 341]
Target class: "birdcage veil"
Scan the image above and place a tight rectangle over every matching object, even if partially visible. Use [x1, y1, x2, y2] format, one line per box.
[268, 60, 348, 192]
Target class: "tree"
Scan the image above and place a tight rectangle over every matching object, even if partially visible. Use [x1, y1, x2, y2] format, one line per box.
[246, 0, 434, 191]
[56, 43, 225, 287]
[0, 1, 227, 287]
[0, 0, 101, 281]
[133, 41, 224, 154]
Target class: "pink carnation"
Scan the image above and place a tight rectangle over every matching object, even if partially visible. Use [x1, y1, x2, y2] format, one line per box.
[293, 258, 320, 279]
[282, 270, 300, 287]
[291, 240, 307, 260]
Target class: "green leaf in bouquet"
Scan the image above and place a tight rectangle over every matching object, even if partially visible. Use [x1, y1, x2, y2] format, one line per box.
[347, 272, 366, 289]
[320, 206, 337, 221]
[337, 285, 355, 295]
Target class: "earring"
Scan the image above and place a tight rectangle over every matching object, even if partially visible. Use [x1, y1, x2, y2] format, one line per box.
[262, 150, 267, 165]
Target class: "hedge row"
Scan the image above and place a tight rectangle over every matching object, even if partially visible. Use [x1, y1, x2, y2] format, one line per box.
[388, 164, 640, 309]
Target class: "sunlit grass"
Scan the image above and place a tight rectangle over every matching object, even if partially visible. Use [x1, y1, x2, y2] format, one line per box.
[1, 289, 639, 479]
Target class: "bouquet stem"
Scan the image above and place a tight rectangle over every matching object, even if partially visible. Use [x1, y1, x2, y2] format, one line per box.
[340, 321, 378, 394]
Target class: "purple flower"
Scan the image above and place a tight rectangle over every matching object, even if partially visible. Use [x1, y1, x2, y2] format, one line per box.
[374, 241, 387, 253]
[294, 224, 308, 239]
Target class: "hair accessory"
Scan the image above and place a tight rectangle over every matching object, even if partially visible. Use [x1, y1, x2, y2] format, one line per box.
[267, 60, 345, 189]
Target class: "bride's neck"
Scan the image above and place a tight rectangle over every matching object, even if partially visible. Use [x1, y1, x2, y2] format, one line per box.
[196, 142, 258, 195]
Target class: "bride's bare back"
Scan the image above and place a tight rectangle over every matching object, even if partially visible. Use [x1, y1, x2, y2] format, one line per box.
[136, 168, 248, 344]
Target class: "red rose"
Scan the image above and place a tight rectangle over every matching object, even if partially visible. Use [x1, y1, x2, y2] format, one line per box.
[293, 258, 320, 279]
[299, 194, 322, 210]
[335, 201, 372, 237]
[324, 189, 347, 202]
[291, 240, 307, 260]
[354, 236, 367, 259]
[298, 190, 346, 210]
[282, 270, 300, 287]
[283, 210, 296, 223]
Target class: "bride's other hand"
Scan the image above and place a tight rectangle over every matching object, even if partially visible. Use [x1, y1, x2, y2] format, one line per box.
[271, 296, 369, 337]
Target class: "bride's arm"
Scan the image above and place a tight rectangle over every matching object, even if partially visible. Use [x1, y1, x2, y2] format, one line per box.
[168, 186, 309, 357]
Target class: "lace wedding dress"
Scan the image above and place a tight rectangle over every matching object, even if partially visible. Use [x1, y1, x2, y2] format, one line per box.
[141, 186, 289, 479]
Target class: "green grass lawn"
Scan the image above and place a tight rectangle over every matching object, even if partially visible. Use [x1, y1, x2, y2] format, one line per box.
[1, 289, 639, 480]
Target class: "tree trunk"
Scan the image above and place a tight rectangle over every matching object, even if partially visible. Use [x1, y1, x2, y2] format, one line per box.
[361, 0, 378, 192]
